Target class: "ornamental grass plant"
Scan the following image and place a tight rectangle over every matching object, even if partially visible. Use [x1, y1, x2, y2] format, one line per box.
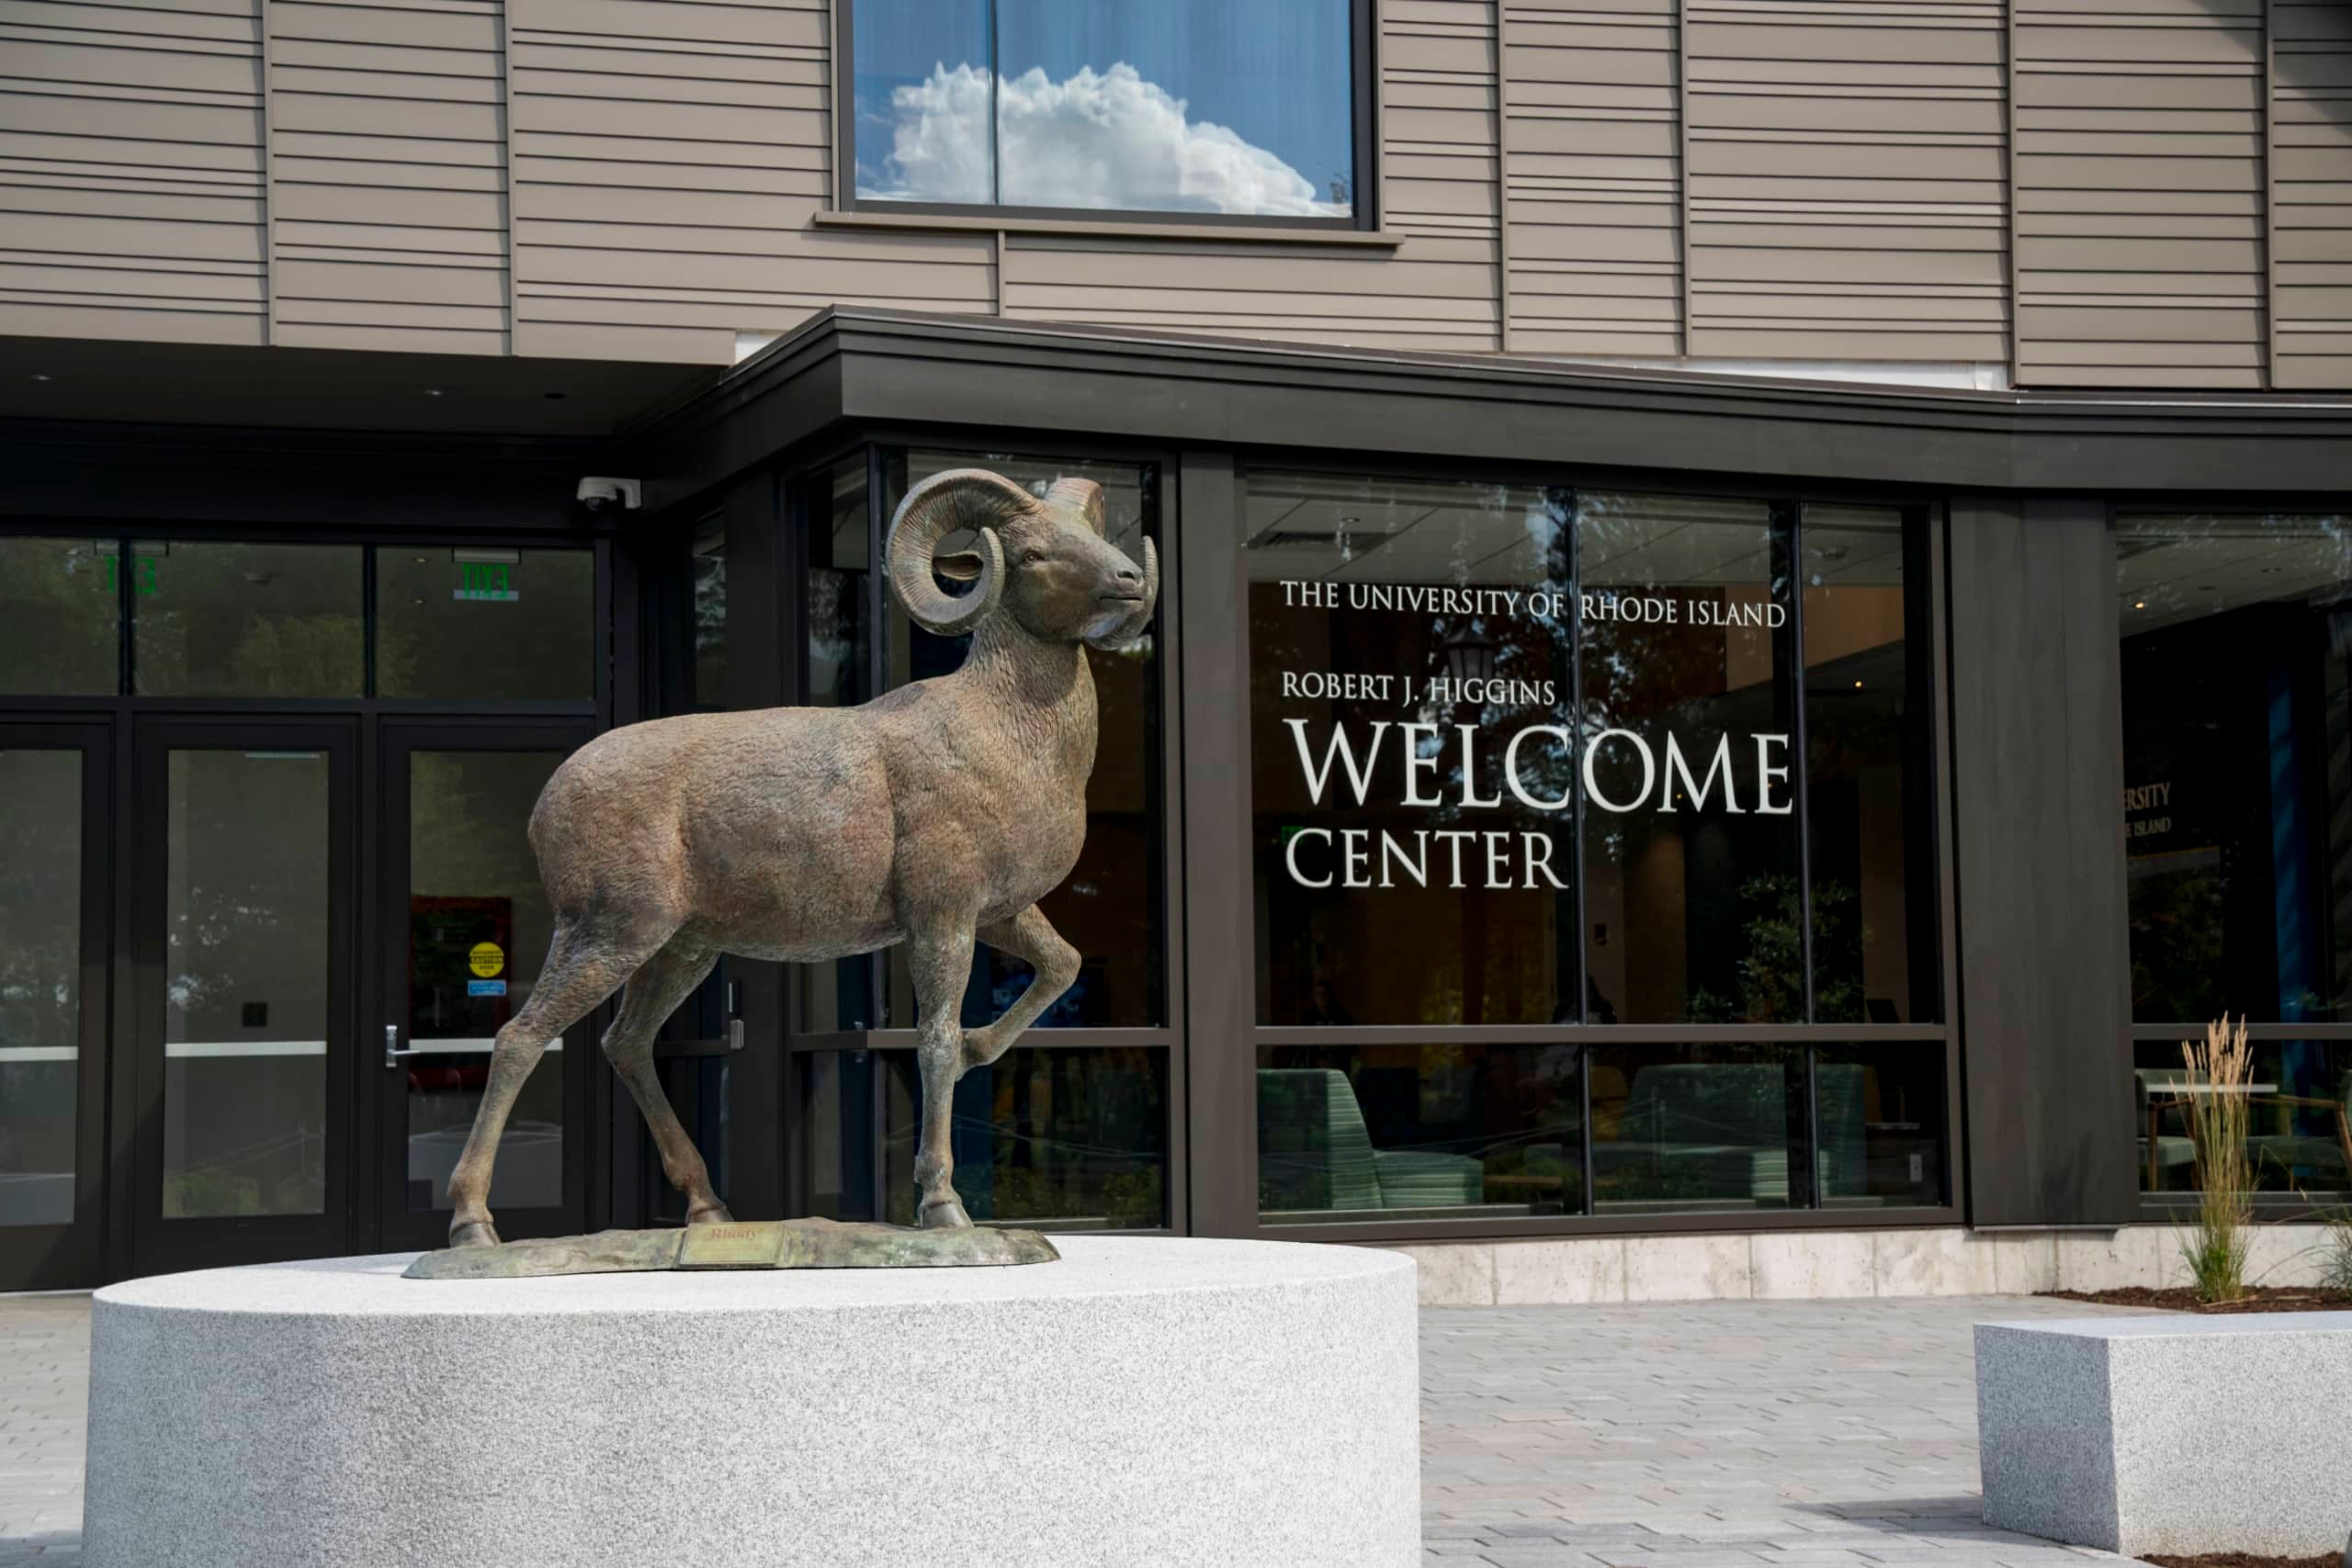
[2179, 1015, 2255, 1303]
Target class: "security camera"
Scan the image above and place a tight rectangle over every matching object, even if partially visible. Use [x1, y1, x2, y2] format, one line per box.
[576, 476, 642, 514]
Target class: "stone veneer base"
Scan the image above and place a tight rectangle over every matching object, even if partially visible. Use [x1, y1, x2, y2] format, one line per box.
[1385, 1224, 2343, 1305]
[81, 1237, 1420, 1568]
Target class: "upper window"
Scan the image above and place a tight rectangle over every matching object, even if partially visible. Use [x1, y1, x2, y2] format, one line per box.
[850, 0, 1361, 221]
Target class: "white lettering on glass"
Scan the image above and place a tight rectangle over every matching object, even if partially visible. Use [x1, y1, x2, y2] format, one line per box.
[1284, 717, 1388, 806]
[1660, 732, 1742, 815]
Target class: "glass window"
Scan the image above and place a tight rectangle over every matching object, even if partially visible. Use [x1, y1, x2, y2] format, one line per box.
[0, 537, 118, 695]
[1589, 1044, 1804, 1213]
[377, 547, 594, 701]
[402, 750, 570, 1213]
[877, 448, 1164, 1030]
[0, 750, 82, 1228]
[1246, 477, 1936, 1030]
[134, 542, 363, 698]
[1256, 1043, 1583, 1223]
[1800, 505, 1939, 1024]
[1248, 473, 1579, 1026]
[2119, 513, 2352, 1025]
[1580, 493, 1800, 1024]
[1813, 1044, 1946, 1208]
[801, 1047, 1167, 1229]
[801, 456, 876, 1033]
[162, 749, 330, 1219]
[2135, 1037, 2351, 1197]
[853, 0, 1358, 220]
[690, 517, 727, 708]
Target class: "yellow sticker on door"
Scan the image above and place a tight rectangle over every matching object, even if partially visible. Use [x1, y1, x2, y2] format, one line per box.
[468, 942, 505, 978]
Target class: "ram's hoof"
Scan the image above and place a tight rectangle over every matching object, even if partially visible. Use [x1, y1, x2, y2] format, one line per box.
[918, 1195, 974, 1230]
[448, 1217, 502, 1249]
[685, 1201, 737, 1227]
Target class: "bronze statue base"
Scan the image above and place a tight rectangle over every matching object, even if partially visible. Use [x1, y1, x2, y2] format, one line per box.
[402, 1216, 1059, 1280]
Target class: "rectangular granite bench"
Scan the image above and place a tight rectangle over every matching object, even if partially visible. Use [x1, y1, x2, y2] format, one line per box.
[1975, 1312, 2352, 1557]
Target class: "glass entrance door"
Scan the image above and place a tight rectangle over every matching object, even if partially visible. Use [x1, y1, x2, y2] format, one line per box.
[0, 724, 109, 1292]
[377, 723, 593, 1251]
[130, 719, 356, 1274]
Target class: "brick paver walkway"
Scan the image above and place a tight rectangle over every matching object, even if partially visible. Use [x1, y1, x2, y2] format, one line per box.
[0, 1293, 87, 1566]
[1419, 1294, 2161, 1568]
[0, 1288, 2154, 1566]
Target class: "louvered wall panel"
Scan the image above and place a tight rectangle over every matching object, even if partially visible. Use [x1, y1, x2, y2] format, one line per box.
[1502, 0, 1681, 356]
[507, 0, 988, 364]
[2273, 0, 2352, 388]
[0, 0, 266, 344]
[999, 0, 1499, 352]
[1680, 0, 2008, 364]
[2013, 0, 2267, 388]
[266, 0, 510, 354]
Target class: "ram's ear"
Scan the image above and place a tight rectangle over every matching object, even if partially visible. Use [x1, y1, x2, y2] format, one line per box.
[934, 550, 989, 583]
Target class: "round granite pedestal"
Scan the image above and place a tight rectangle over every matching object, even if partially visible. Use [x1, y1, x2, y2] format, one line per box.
[82, 1236, 1419, 1568]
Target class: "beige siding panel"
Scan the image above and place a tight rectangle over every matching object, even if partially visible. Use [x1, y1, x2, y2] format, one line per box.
[2013, 0, 2267, 386]
[1504, 0, 1682, 355]
[2273, 0, 2352, 386]
[1682, 0, 2008, 363]
[0, 2, 266, 344]
[507, 0, 933, 358]
[264, 0, 511, 351]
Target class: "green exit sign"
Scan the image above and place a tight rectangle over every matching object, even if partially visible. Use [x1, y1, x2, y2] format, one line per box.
[454, 561, 518, 603]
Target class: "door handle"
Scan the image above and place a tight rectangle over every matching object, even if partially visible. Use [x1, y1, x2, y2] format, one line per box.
[383, 1023, 423, 1069]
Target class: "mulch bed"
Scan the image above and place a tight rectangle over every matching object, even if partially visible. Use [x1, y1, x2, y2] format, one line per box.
[2143, 1554, 2342, 1568]
[2040, 1284, 2352, 1314]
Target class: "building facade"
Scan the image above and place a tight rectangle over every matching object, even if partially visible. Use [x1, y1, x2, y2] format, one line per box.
[2, 0, 2349, 1291]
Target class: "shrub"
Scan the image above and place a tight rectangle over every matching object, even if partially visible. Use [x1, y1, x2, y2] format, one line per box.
[2179, 1015, 2254, 1303]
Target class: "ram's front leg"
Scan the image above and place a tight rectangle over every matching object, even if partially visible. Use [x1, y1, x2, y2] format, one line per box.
[962, 904, 1080, 1073]
[905, 913, 978, 1229]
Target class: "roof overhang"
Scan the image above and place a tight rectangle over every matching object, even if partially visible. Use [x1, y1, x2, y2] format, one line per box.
[632, 308, 2352, 510]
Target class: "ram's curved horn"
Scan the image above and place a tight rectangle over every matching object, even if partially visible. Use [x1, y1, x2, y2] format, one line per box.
[1084, 535, 1159, 652]
[1044, 478, 1107, 536]
[887, 468, 1031, 636]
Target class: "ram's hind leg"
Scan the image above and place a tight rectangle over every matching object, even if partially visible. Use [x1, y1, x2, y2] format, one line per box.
[962, 904, 1080, 1073]
[447, 918, 666, 1248]
[599, 937, 732, 1227]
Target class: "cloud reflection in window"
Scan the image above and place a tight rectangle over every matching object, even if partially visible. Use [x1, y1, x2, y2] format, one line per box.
[858, 62, 1351, 219]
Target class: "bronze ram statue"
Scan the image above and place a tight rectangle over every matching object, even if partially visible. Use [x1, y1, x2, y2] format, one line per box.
[444, 468, 1157, 1247]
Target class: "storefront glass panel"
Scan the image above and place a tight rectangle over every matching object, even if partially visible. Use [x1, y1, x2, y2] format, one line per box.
[401, 750, 567, 1213]
[377, 547, 594, 701]
[1801, 505, 1939, 1024]
[800, 1046, 1167, 1229]
[1589, 1043, 1804, 1213]
[0, 750, 81, 1227]
[1812, 1043, 1947, 1208]
[1578, 493, 1799, 1024]
[1256, 1043, 1583, 1222]
[161, 749, 330, 1218]
[2118, 513, 2352, 1026]
[0, 537, 118, 695]
[690, 516, 728, 707]
[134, 542, 363, 698]
[1247, 473, 1579, 1026]
[2135, 1037, 2352, 1196]
[803, 456, 878, 1032]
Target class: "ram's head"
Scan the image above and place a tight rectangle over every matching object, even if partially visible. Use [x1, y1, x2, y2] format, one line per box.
[887, 468, 1159, 650]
